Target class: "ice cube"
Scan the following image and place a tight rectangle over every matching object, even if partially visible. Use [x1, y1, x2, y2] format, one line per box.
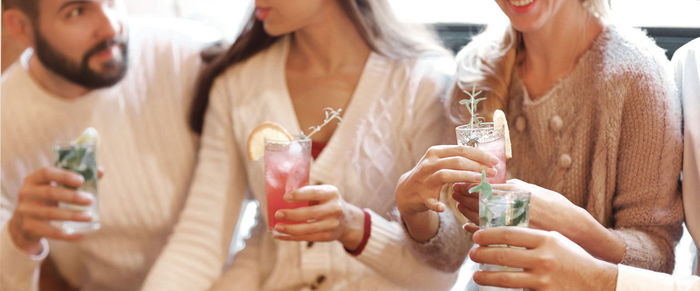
[278, 160, 294, 173]
[287, 140, 303, 157]
[285, 166, 307, 193]
[266, 169, 282, 190]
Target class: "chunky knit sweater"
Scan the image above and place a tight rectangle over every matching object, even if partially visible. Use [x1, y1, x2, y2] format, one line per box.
[506, 25, 683, 273]
[142, 37, 470, 291]
[0, 19, 207, 290]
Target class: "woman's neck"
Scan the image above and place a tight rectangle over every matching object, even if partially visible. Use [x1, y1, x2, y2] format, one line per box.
[519, 4, 603, 97]
[287, 4, 370, 74]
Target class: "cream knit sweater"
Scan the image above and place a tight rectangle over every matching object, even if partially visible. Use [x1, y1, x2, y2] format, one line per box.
[0, 19, 208, 290]
[506, 25, 683, 273]
[673, 38, 700, 248]
[142, 37, 471, 291]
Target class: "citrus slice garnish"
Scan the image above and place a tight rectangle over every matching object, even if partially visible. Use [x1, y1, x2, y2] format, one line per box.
[73, 127, 99, 146]
[247, 121, 293, 161]
[493, 110, 512, 159]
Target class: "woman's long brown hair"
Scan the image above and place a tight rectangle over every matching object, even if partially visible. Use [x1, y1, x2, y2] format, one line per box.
[189, 0, 449, 134]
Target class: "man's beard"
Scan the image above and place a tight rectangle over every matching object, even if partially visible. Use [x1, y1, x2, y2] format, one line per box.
[33, 29, 129, 89]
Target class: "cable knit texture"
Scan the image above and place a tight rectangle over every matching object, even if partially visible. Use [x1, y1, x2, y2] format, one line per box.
[404, 199, 472, 273]
[0, 19, 205, 290]
[151, 37, 468, 291]
[506, 25, 683, 273]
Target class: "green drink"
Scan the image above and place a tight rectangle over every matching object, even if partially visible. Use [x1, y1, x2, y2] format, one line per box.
[478, 188, 530, 291]
[52, 128, 100, 234]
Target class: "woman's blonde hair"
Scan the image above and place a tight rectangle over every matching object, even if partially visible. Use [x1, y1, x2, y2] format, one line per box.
[447, 0, 609, 124]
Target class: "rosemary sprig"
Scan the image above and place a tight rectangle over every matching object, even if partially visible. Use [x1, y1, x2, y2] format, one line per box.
[458, 84, 487, 146]
[458, 84, 487, 130]
[304, 107, 343, 138]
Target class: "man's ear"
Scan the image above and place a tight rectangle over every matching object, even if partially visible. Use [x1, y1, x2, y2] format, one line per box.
[3, 9, 36, 47]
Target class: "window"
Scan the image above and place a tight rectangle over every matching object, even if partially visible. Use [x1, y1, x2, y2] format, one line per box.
[388, 0, 700, 28]
[388, 0, 506, 24]
[125, 0, 252, 39]
[611, 0, 700, 28]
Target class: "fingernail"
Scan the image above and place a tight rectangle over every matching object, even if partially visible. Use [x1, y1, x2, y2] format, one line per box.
[71, 175, 85, 185]
[283, 193, 292, 201]
[275, 211, 284, 219]
[77, 212, 92, 220]
[490, 156, 500, 166]
[437, 203, 445, 212]
[77, 192, 94, 203]
[486, 168, 497, 177]
[275, 224, 285, 231]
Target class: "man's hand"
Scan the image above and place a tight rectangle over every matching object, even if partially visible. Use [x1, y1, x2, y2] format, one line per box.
[8, 167, 93, 254]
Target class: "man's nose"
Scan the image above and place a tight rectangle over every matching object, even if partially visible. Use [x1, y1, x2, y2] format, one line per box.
[94, 4, 122, 41]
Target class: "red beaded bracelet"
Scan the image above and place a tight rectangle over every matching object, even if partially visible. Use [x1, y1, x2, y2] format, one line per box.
[345, 209, 371, 256]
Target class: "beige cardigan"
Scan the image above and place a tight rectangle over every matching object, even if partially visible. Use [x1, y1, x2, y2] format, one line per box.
[506, 25, 683, 273]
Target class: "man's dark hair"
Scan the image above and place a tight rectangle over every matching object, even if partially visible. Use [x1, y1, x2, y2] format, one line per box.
[2, 0, 39, 20]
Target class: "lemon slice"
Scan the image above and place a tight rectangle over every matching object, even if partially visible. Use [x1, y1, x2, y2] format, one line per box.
[493, 110, 512, 159]
[73, 127, 99, 146]
[247, 121, 293, 161]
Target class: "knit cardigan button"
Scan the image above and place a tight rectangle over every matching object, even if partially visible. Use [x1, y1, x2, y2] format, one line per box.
[515, 116, 526, 132]
[559, 154, 572, 169]
[550, 115, 563, 133]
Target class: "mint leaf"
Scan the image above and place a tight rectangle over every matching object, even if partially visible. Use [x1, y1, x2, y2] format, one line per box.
[468, 170, 492, 199]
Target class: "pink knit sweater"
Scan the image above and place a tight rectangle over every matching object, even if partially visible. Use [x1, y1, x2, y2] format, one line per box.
[507, 25, 683, 273]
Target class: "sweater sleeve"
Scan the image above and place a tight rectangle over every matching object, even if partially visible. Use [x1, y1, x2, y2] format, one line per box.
[616, 264, 700, 291]
[354, 209, 458, 291]
[141, 77, 248, 291]
[0, 222, 49, 291]
[210, 210, 265, 291]
[611, 60, 684, 273]
[348, 56, 467, 290]
[1, 180, 49, 291]
[406, 184, 473, 272]
[401, 56, 472, 273]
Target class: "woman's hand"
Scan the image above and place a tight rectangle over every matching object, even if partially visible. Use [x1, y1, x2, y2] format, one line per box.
[395, 145, 499, 241]
[469, 227, 618, 291]
[272, 185, 366, 251]
[504, 179, 587, 233]
[453, 179, 626, 263]
[453, 179, 585, 234]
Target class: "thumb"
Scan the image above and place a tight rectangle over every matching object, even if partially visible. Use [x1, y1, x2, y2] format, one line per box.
[425, 198, 446, 213]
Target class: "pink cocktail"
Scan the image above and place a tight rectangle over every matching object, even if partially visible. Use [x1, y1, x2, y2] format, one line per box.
[264, 138, 311, 231]
[456, 122, 507, 184]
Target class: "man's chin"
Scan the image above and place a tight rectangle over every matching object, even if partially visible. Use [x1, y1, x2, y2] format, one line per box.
[76, 63, 127, 89]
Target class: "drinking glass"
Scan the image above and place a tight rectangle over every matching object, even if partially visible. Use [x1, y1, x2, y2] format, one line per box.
[264, 137, 311, 234]
[52, 140, 100, 234]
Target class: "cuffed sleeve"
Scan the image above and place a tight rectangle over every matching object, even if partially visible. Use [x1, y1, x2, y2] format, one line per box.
[616, 264, 700, 291]
[0, 226, 47, 291]
[404, 206, 472, 272]
[612, 57, 684, 272]
[352, 209, 458, 291]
